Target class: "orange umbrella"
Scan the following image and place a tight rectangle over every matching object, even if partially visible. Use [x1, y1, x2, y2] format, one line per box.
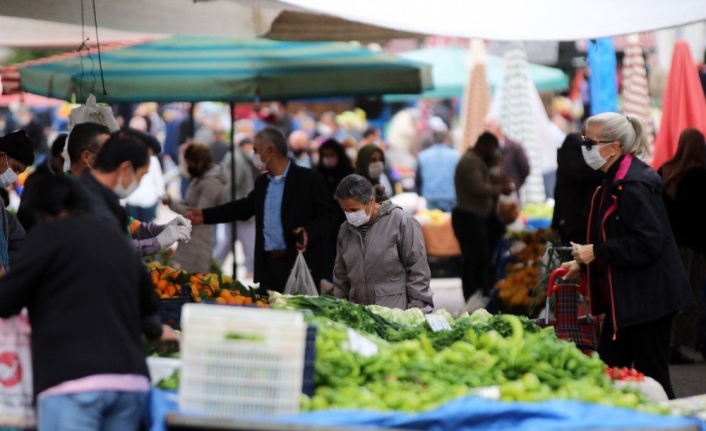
[460, 39, 490, 151]
[651, 40, 706, 170]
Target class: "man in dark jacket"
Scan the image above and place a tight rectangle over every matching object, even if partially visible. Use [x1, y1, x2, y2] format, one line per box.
[187, 126, 337, 293]
[0, 130, 33, 269]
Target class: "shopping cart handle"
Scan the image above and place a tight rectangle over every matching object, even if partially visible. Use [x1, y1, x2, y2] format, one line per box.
[547, 268, 570, 297]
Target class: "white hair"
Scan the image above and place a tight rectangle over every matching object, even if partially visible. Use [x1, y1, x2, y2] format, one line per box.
[585, 112, 650, 158]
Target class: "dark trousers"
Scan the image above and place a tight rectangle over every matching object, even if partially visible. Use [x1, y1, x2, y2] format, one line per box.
[452, 209, 492, 300]
[599, 313, 676, 399]
[258, 254, 291, 294]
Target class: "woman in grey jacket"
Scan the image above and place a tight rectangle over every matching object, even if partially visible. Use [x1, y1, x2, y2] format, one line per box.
[333, 175, 434, 313]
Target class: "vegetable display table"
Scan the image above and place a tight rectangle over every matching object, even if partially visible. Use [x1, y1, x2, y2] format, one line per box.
[150, 389, 705, 431]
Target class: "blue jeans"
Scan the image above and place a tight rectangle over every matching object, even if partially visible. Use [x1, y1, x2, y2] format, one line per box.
[38, 391, 148, 431]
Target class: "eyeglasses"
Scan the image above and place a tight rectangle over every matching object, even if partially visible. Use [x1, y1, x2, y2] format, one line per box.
[581, 136, 615, 151]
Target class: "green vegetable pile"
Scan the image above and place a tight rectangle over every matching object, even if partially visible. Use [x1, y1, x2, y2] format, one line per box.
[270, 294, 665, 415]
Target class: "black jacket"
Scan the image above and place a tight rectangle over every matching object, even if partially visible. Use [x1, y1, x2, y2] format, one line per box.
[587, 155, 694, 333]
[551, 134, 604, 245]
[202, 162, 337, 285]
[0, 215, 160, 397]
[660, 167, 706, 253]
[78, 170, 129, 234]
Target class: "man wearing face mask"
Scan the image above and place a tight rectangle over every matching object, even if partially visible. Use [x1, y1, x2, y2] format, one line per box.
[79, 130, 191, 249]
[186, 126, 337, 293]
[0, 130, 35, 270]
[452, 132, 514, 300]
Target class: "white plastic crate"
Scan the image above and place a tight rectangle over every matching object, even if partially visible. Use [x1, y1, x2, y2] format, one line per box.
[179, 304, 307, 418]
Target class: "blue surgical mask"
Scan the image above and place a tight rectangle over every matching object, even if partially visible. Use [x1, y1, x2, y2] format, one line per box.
[0, 156, 18, 188]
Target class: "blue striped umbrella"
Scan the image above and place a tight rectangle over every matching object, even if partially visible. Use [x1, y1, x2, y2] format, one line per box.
[13, 36, 432, 103]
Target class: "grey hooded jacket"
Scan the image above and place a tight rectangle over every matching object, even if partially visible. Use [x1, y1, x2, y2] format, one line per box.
[333, 200, 434, 313]
[169, 164, 228, 273]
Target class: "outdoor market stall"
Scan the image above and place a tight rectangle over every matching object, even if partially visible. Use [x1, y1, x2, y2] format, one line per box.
[142, 291, 706, 431]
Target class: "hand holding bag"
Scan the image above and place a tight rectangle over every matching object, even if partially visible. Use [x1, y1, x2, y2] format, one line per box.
[284, 251, 319, 296]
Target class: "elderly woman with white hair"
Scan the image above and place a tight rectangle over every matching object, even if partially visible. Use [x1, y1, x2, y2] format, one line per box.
[561, 112, 694, 399]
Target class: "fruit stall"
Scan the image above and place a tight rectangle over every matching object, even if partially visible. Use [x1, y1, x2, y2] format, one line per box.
[144, 280, 706, 431]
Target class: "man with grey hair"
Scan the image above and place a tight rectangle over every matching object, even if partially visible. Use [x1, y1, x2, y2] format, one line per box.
[187, 126, 337, 293]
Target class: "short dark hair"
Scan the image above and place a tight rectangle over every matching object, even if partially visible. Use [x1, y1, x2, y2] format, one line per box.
[67, 122, 112, 164]
[51, 134, 68, 158]
[256, 126, 288, 157]
[94, 130, 150, 172]
[120, 128, 161, 155]
[363, 127, 379, 139]
[184, 143, 212, 166]
[27, 174, 89, 219]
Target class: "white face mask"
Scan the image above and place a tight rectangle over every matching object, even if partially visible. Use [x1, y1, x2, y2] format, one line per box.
[346, 148, 357, 161]
[368, 161, 385, 179]
[489, 166, 501, 177]
[0, 156, 18, 188]
[114, 165, 139, 199]
[322, 156, 338, 168]
[345, 201, 372, 227]
[252, 151, 268, 171]
[581, 144, 608, 170]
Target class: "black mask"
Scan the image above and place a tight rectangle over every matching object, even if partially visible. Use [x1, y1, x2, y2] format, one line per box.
[187, 166, 201, 178]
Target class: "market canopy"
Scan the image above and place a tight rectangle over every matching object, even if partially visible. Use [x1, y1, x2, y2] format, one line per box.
[2, 0, 705, 43]
[4, 36, 432, 103]
[385, 46, 569, 102]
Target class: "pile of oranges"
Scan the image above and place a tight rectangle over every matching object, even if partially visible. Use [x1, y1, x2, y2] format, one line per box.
[148, 262, 268, 307]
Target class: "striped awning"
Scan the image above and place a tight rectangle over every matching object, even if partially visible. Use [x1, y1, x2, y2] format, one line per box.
[2, 36, 432, 103]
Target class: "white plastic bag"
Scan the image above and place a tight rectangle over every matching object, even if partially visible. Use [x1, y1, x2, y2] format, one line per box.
[284, 251, 319, 296]
[0, 310, 35, 428]
[68, 93, 120, 131]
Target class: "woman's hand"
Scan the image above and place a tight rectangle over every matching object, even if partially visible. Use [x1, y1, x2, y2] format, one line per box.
[570, 241, 596, 265]
[560, 260, 581, 280]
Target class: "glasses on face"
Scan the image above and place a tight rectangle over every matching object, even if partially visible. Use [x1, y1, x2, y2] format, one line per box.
[581, 136, 615, 151]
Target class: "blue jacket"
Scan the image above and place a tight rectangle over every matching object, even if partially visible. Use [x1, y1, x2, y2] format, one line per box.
[417, 144, 460, 200]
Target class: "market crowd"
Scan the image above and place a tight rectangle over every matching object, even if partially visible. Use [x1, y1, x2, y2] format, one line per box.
[0, 98, 703, 426]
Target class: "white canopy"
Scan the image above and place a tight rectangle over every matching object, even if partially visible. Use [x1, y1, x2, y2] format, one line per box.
[1, 0, 705, 46]
[273, 0, 706, 41]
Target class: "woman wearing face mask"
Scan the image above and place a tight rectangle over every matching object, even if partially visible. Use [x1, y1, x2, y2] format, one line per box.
[316, 139, 354, 198]
[561, 113, 694, 400]
[164, 143, 228, 274]
[355, 144, 398, 197]
[332, 174, 434, 313]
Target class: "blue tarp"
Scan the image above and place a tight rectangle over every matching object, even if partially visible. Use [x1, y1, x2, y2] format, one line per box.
[150, 389, 705, 431]
[588, 38, 619, 115]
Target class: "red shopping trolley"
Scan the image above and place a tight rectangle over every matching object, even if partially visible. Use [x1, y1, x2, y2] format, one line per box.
[538, 267, 601, 354]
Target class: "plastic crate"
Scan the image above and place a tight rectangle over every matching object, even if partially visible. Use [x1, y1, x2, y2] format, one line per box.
[179, 304, 307, 418]
[302, 325, 317, 397]
[159, 284, 191, 330]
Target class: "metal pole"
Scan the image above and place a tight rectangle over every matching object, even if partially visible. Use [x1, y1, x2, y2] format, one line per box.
[188, 103, 196, 138]
[229, 102, 238, 279]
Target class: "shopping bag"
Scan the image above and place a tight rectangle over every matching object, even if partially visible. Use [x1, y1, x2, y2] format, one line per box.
[68, 93, 120, 131]
[284, 251, 319, 296]
[0, 310, 35, 428]
[497, 191, 520, 225]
